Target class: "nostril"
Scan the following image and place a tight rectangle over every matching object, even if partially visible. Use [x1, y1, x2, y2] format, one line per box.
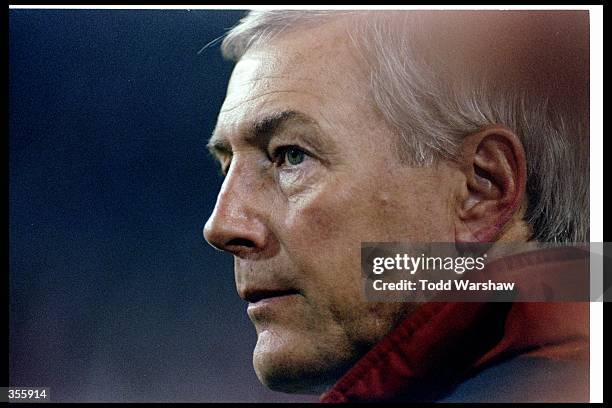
[226, 238, 256, 248]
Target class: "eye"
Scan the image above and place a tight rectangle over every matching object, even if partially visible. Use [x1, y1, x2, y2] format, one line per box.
[285, 147, 305, 165]
[274, 145, 307, 166]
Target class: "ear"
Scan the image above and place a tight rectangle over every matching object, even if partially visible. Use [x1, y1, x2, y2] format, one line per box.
[455, 126, 527, 243]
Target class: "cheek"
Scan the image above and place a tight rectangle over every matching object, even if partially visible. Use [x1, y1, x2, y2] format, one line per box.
[279, 190, 412, 346]
[279, 168, 455, 253]
[283, 187, 353, 244]
[282, 186, 363, 287]
[371, 169, 457, 242]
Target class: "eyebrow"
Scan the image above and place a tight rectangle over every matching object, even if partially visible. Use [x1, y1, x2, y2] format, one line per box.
[207, 110, 324, 158]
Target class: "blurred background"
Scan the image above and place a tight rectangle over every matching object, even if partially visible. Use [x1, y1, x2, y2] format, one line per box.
[9, 8, 317, 402]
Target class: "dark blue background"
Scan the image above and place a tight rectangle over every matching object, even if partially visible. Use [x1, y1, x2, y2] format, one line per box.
[9, 9, 316, 402]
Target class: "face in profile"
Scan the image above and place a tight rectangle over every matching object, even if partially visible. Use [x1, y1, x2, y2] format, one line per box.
[204, 20, 461, 393]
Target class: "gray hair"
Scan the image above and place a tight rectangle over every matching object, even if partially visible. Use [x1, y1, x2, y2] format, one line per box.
[219, 10, 589, 243]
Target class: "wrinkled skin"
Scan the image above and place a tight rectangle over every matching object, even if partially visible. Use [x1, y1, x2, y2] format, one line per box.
[204, 18, 528, 394]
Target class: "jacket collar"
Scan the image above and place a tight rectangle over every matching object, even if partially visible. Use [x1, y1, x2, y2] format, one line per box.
[320, 247, 590, 403]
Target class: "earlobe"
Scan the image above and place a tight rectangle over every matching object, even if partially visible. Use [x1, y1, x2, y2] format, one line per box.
[455, 126, 527, 243]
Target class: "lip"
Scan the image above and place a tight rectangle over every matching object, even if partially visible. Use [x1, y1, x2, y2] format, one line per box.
[240, 287, 300, 303]
[246, 292, 300, 316]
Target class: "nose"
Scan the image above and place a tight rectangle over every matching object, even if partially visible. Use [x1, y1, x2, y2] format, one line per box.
[203, 164, 270, 257]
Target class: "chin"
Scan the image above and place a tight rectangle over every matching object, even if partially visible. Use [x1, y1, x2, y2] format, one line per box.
[252, 328, 351, 394]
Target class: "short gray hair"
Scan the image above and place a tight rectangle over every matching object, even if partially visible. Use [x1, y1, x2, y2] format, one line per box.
[219, 10, 590, 243]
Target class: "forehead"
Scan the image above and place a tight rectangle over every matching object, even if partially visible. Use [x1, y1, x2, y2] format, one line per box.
[214, 21, 371, 139]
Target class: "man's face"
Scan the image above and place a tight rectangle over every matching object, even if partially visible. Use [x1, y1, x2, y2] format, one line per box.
[204, 21, 459, 393]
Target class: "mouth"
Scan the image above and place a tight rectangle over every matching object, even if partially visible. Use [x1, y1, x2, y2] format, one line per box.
[244, 288, 301, 319]
[242, 288, 301, 304]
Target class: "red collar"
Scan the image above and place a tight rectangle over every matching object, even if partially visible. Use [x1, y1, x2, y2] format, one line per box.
[320, 248, 590, 403]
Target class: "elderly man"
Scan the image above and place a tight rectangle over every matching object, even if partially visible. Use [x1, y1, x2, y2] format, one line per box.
[203, 10, 589, 402]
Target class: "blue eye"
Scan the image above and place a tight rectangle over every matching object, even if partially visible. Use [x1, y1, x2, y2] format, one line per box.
[285, 147, 305, 165]
[275, 146, 306, 166]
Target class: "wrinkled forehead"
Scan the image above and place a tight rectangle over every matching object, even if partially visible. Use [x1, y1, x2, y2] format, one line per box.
[220, 49, 322, 114]
[217, 21, 368, 124]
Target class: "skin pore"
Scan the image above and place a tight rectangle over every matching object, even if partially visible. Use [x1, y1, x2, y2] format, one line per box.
[204, 16, 530, 394]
